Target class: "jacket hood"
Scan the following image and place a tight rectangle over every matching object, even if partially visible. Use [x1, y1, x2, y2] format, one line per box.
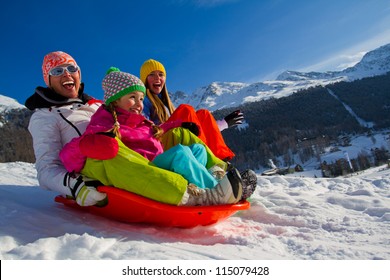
[25, 83, 93, 110]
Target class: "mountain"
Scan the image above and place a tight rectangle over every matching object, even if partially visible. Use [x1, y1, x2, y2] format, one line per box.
[171, 43, 390, 112]
[1, 43, 389, 121]
[0, 95, 34, 162]
[0, 95, 24, 110]
[1, 43, 389, 116]
[0, 95, 26, 127]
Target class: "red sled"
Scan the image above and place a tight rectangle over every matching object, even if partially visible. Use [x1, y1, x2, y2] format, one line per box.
[55, 186, 250, 228]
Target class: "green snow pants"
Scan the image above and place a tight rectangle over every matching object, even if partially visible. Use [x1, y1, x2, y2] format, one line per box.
[81, 138, 188, 205]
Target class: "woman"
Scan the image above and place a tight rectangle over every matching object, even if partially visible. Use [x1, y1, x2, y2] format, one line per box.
[25, 51, 107, 206]
[140, 59, 244, 161]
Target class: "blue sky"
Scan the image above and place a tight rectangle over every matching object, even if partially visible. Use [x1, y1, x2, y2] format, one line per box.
[1, 0, 390, 104]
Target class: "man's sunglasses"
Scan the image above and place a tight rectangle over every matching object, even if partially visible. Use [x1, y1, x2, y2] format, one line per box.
[49, 65, 79, 76]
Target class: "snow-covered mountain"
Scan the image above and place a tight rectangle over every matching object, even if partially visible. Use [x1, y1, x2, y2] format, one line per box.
[1, 43, 390, 117]
[0, 95, 26, 128]
[0, 95, 25, 112]
[172, 43, 390, 111]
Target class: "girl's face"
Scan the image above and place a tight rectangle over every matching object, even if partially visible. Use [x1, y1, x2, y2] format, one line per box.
[114, 91, 144, 114]
[146, 70, 165, 94]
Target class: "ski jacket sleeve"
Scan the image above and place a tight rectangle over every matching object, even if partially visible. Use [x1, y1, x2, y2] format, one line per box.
[29, 110, 74, 196]
[59, 105, 119, 172]
[59, 132, 120, 173]
[160, 120, 183, 133]
[28, 103, 99, 196]
[59, 136, 86, 173]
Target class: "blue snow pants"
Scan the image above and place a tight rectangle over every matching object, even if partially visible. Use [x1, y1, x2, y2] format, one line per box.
[152, 144, 218, 189]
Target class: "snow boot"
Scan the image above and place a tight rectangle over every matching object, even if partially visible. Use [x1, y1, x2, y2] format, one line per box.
[225, 161, 235, 172]
[208, 165, 226, 180]
[182, 168, 243, 206]
[240, 169, 257, 200]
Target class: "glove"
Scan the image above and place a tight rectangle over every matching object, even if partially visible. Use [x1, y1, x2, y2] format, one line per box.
[67, 174, 108, 207]
[79, 132, 119, 160]
[224, 110, 244, 128]
[181, 122, 200, 136]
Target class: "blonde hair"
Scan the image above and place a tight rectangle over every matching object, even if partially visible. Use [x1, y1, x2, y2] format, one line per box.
[107, 103, 164, 141]
[106, 103, 121, 139]
[151, 124, 164, 140]
[145, 84, 175, 123]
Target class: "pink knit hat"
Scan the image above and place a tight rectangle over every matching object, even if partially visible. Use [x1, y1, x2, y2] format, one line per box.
[42, 51, 79, 86]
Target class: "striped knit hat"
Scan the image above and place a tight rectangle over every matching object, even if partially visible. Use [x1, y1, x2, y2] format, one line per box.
[42, 51, 79, 86]
[102, 67, 146, 105]
[140, 59, 166, 84]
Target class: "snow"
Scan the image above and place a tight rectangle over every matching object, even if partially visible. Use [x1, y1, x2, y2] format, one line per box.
[1, 161, 389, 262]
[326, 88, 374, 128]
[2, 43, 390, 278]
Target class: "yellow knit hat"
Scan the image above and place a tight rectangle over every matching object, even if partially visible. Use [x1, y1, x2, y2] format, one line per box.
[140, 59, 166, 84]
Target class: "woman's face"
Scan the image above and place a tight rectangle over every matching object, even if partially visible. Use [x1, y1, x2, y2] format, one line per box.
[49, 64, 81, 99]
[114, 91, 144, 114]
[146, 70, 166, 94]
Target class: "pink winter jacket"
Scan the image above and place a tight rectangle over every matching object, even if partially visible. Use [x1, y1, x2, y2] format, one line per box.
[59, 105, 182, 173]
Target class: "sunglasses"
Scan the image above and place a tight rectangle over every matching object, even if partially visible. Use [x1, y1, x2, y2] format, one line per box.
[49, 65, 79, 76]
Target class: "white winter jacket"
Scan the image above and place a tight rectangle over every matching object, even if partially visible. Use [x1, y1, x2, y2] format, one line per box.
[26, 86, 101, 196]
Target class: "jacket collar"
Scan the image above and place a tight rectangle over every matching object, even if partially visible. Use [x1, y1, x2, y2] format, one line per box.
[25, 83, 92, 110]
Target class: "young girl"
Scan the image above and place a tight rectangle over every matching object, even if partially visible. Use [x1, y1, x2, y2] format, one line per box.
[60, 68, 247, 206]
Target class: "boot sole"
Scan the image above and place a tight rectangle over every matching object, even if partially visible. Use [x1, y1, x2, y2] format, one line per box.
[227, 168, 243, 203]
[241, 169, 258, 200]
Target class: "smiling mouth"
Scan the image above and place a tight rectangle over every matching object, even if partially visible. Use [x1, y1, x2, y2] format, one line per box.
[130, 109, 141, 114]
[62, 81, 75, 89]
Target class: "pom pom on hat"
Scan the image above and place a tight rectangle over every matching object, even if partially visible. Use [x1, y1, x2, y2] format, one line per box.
[42, 51, 79, 86]
[106, 66, 120, 75]
[140, 59, 166, 84]
[102, 67, 146, 105]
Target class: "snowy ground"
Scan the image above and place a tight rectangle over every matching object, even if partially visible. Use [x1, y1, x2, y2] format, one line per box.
[1, 161, 390, 261]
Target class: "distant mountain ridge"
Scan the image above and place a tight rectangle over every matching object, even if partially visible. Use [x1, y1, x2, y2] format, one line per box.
[0, 95, 25, 114]
[1, 43, 389, 116]
[171, 43, 390, 112]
